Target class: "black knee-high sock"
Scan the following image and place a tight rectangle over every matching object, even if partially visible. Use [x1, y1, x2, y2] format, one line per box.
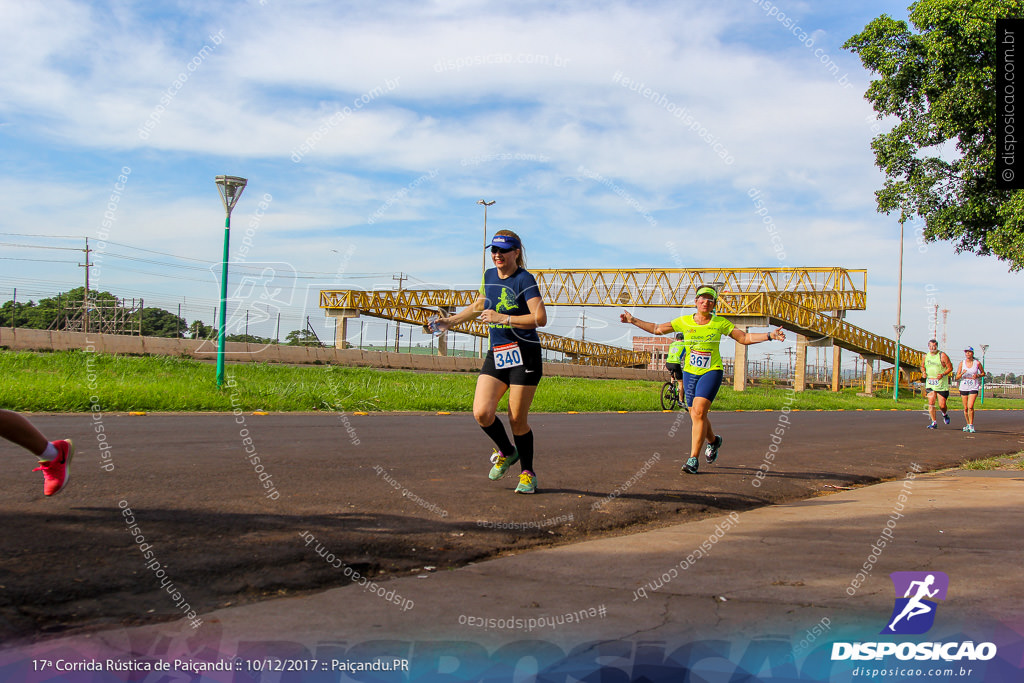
[514, 430, 534, 473]
[481, 418, 515, 457]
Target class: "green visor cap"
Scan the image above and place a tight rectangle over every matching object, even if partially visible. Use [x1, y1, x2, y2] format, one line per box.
[695, 285, 718, 300]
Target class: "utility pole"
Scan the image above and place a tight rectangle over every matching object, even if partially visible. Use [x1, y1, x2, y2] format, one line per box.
[79, 237, 93, 333]
[941, 309, 949, 348]
[392, 273, 407, 353]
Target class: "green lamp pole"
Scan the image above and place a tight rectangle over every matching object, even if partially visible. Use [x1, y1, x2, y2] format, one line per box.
[214, 175, 247, 389]
[893, 324, 905, 401]
[980, 343, 989, 405]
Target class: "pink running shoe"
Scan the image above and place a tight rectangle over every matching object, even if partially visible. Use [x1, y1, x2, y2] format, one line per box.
[33, 439, 74, 496]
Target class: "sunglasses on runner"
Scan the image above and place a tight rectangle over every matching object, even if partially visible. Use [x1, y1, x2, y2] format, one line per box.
[490, 246, 515, 254]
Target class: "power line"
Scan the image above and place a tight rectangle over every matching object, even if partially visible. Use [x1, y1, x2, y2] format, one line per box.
[4, 250, 392, 280]
[0, 257, 80, 264]
[0, 242, 83, 251]
[0, 232, 84, 239]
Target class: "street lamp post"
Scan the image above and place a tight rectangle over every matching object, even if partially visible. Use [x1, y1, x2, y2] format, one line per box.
[980, 343, 989, 404]
[893, 219, 904, 401]
[893, 324, 905, 400]
[214, 175, 247, 389]
[477, 199, 495, 359]
[477, 199, 495, 275]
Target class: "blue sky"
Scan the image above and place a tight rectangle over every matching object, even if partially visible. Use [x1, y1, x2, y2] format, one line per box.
[1, 0, 1020, 374]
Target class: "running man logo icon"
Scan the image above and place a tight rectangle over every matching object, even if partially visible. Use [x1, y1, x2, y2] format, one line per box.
[881, 571, 949, 635]
[495, 288, 515, 314]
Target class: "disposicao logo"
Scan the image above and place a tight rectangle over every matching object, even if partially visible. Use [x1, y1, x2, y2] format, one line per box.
[831, 571, 998, 662]
[882, 571, 948, 635]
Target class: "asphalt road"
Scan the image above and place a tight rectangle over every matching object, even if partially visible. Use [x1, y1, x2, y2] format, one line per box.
[2, 408, 1021, 642]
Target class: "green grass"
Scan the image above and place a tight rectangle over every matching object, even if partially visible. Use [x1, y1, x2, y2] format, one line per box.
[960, 453, 1024, 470]
[1, 349, 1021, 414]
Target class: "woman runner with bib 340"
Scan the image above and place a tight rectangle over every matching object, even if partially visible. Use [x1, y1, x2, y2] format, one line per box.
[621, 285, 784, 474]
[431, 230, 547, 494]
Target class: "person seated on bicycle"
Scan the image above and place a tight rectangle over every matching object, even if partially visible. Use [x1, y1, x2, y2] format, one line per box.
[665, 334, 685, 402]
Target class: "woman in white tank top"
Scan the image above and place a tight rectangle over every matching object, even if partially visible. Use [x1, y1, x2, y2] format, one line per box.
[955, 347, 985, 433]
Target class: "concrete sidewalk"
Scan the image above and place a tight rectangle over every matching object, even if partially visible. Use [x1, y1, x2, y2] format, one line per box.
[4, 467, 1022, 680]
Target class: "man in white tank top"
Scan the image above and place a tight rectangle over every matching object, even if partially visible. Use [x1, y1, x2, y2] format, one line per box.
[955, 347, 985, 433]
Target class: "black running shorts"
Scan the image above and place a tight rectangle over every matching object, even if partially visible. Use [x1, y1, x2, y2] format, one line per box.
[480, 341, 543, 386]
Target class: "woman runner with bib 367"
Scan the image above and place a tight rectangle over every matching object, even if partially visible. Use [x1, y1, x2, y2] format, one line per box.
[431, 230, 547, 494]
[620, 285, 784, 474]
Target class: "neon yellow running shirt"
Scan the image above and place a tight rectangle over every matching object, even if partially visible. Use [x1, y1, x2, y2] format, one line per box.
[666, 340, 685, 364]
[670, 314, 735, 375]
[923, 351, 949, 391]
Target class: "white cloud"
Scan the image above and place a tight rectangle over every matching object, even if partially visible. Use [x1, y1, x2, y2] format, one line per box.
[0, 0, 1020, 370]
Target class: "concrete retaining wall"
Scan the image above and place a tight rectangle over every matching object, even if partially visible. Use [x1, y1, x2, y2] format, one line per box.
[0, 328, 665, 382]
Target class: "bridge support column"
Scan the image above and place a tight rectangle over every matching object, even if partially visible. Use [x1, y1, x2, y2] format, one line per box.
[831, 345, 841, 392]
[722, 317, 767, 392]
[436, 307, 453, 356]
[794, 334, 808, 391]
[733, 327, 748, 392]
[325, 308, 359, 349]
[334, 317, 347, 349]
[860, 355, 879, 396]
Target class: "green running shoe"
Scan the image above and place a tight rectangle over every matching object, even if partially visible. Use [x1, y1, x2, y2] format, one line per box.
[705, 435, 723, 463]
[488, 448, 519, 480]
[514, 470, 536, 494]
[681, 456, 699, 474]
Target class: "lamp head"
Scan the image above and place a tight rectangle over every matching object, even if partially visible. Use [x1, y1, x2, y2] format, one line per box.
[215, 175, 248, 214]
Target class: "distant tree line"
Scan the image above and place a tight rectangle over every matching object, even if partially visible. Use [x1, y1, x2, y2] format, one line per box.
[1, 287, 324, 346]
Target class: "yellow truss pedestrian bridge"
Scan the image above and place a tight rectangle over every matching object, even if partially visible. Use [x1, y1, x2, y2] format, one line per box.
[321, 267, 922, 388]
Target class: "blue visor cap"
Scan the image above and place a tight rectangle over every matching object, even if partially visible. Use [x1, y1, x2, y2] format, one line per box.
[487, 234, 520, 251]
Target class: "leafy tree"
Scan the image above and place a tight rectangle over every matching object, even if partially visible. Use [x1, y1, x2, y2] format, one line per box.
[188, 320, 215, 340]
[225, 333, 274, 344]
[1007, 371, 1018, 383]
[0, 287, 120, 330]
[844, 0, 1024, 270]
[0, 299, 34, 328]
[58, 287, 120, 309]
[141, 307, 186, 337]
[285, 329, 324, 347]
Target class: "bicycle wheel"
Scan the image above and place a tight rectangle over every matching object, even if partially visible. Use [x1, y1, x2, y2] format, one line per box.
[660, 382, 678, 410]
